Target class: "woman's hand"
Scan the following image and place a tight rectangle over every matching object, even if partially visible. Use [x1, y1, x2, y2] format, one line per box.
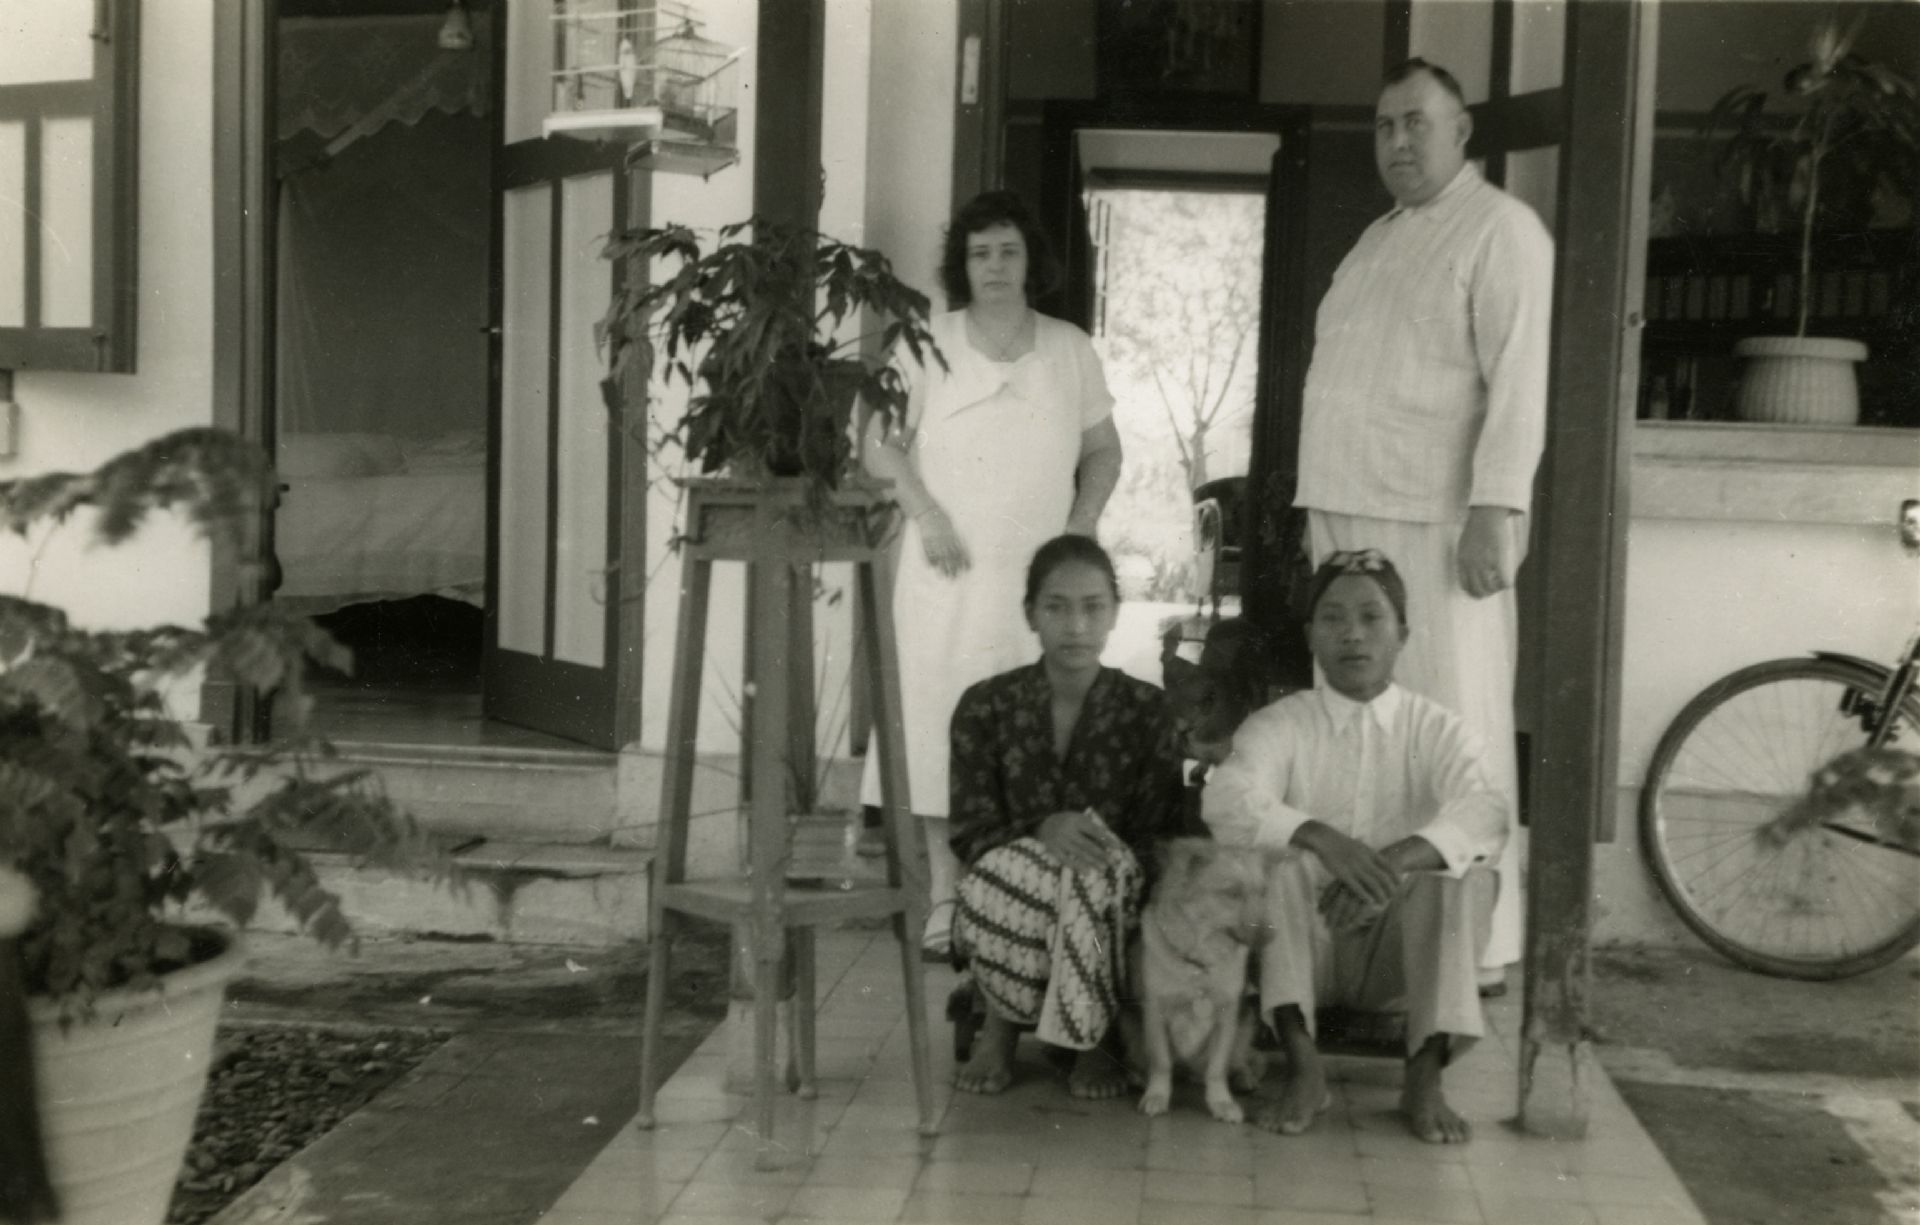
[916, 505, 971, 577]
[1038, 809, 1124, 873]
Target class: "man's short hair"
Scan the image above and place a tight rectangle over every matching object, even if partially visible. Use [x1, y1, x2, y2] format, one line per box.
[1383, 57, 1468, 111]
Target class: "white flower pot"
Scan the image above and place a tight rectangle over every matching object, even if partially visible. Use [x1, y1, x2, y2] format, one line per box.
[1734, 336, 1868, 426]
[29, 928, 244, 1225]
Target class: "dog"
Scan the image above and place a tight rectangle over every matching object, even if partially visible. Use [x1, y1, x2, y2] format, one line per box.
[1131, 838, 1268, 1122]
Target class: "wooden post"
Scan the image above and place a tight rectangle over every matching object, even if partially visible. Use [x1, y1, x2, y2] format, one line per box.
[1518, 0, 1655, 1139]
[729, 0, 829, 1083]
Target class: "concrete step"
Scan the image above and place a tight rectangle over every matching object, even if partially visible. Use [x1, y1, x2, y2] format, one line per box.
[322, 741, 622, 845]
[246, 838, 653, 948]
[245, 815, 886, 950]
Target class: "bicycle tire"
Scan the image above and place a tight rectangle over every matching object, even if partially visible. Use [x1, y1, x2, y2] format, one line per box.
[1640, 656, 1920, 980]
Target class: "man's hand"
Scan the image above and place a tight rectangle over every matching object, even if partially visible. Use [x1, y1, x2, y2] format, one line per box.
[1038, 809, 1124, 873]
[916, 505, 971, 577]
[1318, 880, 1383, 933]
[1296, 822, 1400, 909]
[1456, 505, 1517, 598]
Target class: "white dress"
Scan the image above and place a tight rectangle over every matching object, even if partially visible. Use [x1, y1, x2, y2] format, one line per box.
[860, 309, 1114, 816]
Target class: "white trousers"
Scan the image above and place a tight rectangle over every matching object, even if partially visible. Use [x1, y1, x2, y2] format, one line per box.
[1307, 510, 1525, 971]
[1260, 856, 1498, 1058]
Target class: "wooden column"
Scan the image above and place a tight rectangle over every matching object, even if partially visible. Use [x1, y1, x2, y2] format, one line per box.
[753, 0, 826, 230]
[731, 0, 830, 1023]
[1518, 0, 1655, 1139]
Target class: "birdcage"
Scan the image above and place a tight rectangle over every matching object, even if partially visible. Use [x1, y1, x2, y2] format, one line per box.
[542, 0, 740, 174]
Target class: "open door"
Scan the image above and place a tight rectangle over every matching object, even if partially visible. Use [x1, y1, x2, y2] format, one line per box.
[1036, 100, 1312, 683]
[483, 0, 644, 751]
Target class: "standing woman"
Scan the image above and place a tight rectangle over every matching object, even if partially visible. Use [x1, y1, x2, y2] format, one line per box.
[861, 191, 1124, 960]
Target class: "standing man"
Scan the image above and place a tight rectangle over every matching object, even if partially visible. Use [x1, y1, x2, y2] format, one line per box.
[1294, 58, 1552, 986]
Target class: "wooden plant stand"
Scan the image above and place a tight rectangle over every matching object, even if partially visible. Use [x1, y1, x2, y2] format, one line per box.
[634, 478, 938, 1168]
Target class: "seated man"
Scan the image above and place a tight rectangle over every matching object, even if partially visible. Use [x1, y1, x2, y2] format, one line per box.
[1202, 549, 1509, 1143]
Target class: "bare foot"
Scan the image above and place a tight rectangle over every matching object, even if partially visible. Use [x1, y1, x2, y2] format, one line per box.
[954, 1013, 1016, 1095]
[1252, 1063, 1330, 1135]
[1067, 1048, 1130, 1100]
[1402, 1039, 1470, 1144]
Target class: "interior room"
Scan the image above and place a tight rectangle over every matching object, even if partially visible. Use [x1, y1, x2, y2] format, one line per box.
[270, 4, 495, 730]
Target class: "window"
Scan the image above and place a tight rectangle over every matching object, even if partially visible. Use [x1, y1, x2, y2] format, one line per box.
[0, 0, 139, 372]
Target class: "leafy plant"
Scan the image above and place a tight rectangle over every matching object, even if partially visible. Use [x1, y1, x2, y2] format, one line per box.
[0, 428, 454, 1017]
[596, 218, 946, 499]
[1708, 10, 1920, 335]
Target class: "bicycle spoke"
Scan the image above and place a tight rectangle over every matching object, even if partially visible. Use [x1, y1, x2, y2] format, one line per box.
[1644, 662, 1920, 977]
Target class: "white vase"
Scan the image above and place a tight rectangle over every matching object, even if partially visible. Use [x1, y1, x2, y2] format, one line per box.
[30, 928, 244, 1225]
[1734, 336, 1868, 426]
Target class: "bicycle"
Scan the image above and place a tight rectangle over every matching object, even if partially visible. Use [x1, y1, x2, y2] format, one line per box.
[1638, 507, 1920, 980]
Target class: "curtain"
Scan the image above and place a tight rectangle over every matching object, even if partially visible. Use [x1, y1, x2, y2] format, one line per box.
[276, 108, 492, 438]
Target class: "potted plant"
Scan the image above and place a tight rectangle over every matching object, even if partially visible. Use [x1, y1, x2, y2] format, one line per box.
[596, 217, 945, 507]
[1709, 9, 1920, 425]
[0, 428, 452, 1225]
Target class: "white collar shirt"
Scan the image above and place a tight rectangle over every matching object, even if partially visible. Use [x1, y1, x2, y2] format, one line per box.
[1200, 682, 1510, 876]
[1294, 162, 1555, 523]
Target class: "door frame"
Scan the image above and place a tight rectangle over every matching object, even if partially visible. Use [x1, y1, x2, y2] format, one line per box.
[1035, 98, 1314, 650]
[211, 0, 647, 751]
[206, 0, 278, 741]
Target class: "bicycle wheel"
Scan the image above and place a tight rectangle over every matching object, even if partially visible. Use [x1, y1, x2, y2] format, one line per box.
[1640, 656, 1920, 980]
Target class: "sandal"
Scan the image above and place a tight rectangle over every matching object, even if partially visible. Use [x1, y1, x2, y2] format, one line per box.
[946, 980, 985, 1063]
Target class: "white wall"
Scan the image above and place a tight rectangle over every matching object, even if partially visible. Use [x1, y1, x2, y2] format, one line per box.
[1595, 453, 1920, 945]
[862, 0, 956, 309]
[0, 5, 214, 636]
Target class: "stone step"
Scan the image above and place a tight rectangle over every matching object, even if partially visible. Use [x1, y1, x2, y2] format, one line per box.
[246, 813, 887, 950]
[321, 742, 622, 846]
[246, 839, 652, 948]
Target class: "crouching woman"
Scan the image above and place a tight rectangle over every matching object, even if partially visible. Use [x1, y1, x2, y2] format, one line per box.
[947, 535, 1194, 1097]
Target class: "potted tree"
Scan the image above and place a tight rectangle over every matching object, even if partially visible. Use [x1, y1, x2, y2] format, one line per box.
[596, 220, 947, 1121]
[0, 428, 452, 1225]
[1709, 9, 1920, 425]
[596, 217, 944, 505]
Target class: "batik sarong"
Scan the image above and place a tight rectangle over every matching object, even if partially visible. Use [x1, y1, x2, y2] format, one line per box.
[953, 836, 1142, 1050]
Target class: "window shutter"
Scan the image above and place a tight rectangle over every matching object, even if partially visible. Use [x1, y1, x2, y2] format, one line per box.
[0, 0, 138, 372]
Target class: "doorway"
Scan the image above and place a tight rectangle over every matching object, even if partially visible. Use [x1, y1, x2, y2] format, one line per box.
[268, 4, 503, 747]
[1031, 104, 1311, 685]
[1074, 132, 1277, 680]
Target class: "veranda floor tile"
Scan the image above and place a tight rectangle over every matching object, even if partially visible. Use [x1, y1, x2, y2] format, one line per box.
[1250, 1172, 1372, 1214]
[896, 1190, 1030, 1224]
[782, 1183, 913, 1221]
[1028, 1164, 1149, 1201]
[660, 1179, 797, 1218]
[1139, 1168, 1258, 1207]
[1362, 1183, 1485, 1223]
[912, 1157, 1038, 1195]
[1021, 1195, 1145, 1225]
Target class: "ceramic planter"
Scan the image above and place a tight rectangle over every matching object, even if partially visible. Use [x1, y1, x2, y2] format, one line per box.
[29, 928, 244, 1225]
[1733, 336, 1868, 426]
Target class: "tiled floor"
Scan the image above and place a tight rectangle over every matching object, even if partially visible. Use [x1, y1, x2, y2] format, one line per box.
[539, 931, 1706, 1225]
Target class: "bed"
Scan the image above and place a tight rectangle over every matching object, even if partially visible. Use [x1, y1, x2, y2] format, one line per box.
[274, 430, 486, 614]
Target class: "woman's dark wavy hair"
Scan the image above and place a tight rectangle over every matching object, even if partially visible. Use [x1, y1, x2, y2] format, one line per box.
[939, 190, 1062, 309]
[1024, 535, 1120, 609]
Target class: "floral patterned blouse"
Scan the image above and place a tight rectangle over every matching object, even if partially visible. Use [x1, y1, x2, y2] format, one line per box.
[948, 663, 1197, 868]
